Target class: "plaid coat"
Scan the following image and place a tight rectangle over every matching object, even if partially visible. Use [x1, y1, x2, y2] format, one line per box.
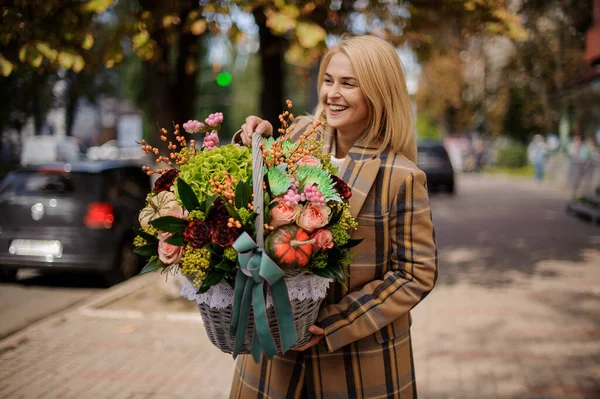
[230, 117, 438, 398]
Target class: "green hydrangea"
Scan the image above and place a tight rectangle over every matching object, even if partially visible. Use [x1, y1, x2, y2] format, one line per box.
[188, 210, 205, 220]
[308, 252, 328, 270]
[237, 207, 253, 225]
[224, 247, 238, 262]
[178, 145, 252, 204]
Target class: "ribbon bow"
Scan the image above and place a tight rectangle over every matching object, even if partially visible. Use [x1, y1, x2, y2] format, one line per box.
[231, 232, 297, 363]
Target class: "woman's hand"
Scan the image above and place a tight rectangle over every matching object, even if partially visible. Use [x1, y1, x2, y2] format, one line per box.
[240, 116, 273, 146]
[291, 325, 324, 352]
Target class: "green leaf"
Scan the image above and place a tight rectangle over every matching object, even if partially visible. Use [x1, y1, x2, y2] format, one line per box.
[135, 229, 158, 243]
[264, 192, 272, 224]
[214, 259, 236, 272]
[235, 179, 251, 210]
[140, 256, 160, 274]
[340, 238, 364, 249]
[134, 244, 158, 257]
[197, 270, 226, 293]
[328, 206, 342, 226]
[177, 178, 200, 211]
[149, 216, 188, 233]
[201, 194, 220, 214]
[225, 202, 241, 220]
[268, 201, 280, 210]
[165, 232, 185, 246]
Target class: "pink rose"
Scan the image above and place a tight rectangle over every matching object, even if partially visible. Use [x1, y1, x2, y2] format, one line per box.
[311, 229, 334, 252]
[297, 156, 321, 167]
[270, 198, 300, 228]
[296, 204, 331, 233]
[158, 232, 183, 265]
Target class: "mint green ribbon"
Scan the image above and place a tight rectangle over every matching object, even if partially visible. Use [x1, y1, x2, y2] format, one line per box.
[230, 232, 296, 363]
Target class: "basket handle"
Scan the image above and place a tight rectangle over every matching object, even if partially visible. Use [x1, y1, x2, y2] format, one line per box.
[252, 132, 264, 247]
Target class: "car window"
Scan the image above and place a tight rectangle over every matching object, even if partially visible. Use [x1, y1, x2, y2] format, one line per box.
[0, 171, 101, 199]
[104, 167, 150, 201]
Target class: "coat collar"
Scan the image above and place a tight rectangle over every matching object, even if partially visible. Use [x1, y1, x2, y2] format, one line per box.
[319, 125, 381, 218]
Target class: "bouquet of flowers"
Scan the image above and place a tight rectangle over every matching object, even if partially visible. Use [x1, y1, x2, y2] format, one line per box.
[133, 102, 359, 361]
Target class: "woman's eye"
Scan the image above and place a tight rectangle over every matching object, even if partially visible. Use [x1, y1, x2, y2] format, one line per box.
[344, 82, 354, 87]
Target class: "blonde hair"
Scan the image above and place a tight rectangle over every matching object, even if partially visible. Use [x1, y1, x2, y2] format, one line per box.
[313, 35, 416, 163]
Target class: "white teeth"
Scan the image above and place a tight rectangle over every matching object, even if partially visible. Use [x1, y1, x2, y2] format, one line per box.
[329, 105, 348, 112]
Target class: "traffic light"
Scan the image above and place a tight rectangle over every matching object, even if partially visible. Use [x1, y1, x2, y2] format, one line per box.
[216, 71, 232, 87]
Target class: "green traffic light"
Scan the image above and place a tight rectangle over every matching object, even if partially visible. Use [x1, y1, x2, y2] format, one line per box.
[216, 71, 232, 87]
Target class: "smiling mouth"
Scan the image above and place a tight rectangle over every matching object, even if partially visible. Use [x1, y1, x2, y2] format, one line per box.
[329, 105, 348, 112]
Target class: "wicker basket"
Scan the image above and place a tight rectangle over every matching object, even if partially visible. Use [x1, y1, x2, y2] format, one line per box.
[198, 289, 323, 354]
[195, 133, 326, 356]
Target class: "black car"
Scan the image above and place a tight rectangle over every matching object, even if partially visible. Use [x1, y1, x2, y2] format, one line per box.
[417, 142, 455, 194]
[0, 160, 151, 284]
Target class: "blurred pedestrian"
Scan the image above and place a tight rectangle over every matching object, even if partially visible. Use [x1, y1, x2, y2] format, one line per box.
[234, 35, 438, 398]
[528, 134, 547, 182]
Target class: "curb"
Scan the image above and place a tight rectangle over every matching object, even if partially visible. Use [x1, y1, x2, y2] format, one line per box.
[0, 273, 160, 350]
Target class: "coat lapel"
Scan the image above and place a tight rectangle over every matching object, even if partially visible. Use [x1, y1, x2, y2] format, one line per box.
[319, 125, 381, 219]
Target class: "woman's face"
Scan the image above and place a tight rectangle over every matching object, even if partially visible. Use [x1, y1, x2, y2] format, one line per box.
[319, 53, 369, 138]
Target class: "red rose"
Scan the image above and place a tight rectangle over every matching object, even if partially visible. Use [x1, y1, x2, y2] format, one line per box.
[207, 197, 230, 222]
[331, 175, 352, 199]
[183, 219, 212, 248]
[211, 221, 240, 247]
[154, 169, 180, 193]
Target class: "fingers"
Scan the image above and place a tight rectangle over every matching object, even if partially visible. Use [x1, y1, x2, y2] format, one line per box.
[291, 334, 324, 352]
[290, 325, 325, 352]
[240, 116, 273, 146]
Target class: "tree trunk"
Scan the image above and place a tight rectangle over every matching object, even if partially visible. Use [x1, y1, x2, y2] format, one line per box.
[142, 4, 198, 151]
[253, 7, 286, 131]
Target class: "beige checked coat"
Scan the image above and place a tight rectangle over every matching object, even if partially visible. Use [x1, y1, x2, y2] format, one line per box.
[230, 117, 438, 398]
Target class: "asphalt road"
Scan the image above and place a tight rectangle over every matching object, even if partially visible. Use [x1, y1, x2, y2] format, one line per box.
[0, 173, 598, 341]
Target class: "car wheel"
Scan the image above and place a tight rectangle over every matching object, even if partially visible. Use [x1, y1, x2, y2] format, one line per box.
[0, 268, 18, 283]
[104, 241, 141, 286]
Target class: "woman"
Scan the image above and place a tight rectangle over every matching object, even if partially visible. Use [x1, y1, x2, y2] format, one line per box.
[233, 35, 438, 398]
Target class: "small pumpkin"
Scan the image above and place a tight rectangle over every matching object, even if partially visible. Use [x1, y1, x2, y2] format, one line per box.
[265, 225, 314, 269]
[138, 191, 182, 229]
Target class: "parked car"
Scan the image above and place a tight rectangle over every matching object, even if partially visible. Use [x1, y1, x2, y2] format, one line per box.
[0, 160, 151, 284]
[417, 142, 455, 194]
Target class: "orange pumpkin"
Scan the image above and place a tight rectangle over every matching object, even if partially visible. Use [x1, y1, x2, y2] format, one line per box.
[265, 225, 314, 269]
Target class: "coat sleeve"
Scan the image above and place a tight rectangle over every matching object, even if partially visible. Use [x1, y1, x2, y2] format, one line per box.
[316, 169, 438, 352]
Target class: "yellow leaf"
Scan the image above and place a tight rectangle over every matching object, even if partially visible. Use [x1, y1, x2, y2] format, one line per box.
[266, 7, 299, 35]
[132, 31, 150, 50]
[18, 46, 28, 62]
[30, 53, 43, 68]
[0, 54, 14, 77]
[73, 55, 85, 72]
[191, 19, 207, 35]
[35, 42, 58, 60]
[59, 52, 74, 69]
[83, 0, 114, 13]
[82, 34, 94, 50]
[296, 22, 326, 49]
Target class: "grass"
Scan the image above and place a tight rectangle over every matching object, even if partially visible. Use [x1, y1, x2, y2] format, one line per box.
[483, 164, 535, 178]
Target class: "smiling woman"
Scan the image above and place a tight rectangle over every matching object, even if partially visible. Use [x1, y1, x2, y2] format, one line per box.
[232, 35, 438, 399]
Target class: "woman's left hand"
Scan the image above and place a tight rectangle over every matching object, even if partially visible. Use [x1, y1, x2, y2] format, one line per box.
[291, 325, 325, 351]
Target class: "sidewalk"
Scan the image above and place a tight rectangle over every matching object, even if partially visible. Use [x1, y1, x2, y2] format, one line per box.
[1, 250, 599, 399]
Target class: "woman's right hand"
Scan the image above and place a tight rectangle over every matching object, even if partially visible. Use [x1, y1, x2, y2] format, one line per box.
[240, 116, 273, 146]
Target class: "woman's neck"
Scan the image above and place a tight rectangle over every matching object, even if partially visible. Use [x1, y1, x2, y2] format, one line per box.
[335, 128, 365, 158]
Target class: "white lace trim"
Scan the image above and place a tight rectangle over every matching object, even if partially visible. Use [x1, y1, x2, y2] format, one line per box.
[180, 272, 333, 309]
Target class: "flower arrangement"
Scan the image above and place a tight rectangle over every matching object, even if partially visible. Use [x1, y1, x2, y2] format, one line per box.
[133, 102, 360, 294]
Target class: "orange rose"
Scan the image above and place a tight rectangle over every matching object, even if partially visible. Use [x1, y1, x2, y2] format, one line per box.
[296, 204, 331, 233]
[270, 198, 300, 228]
